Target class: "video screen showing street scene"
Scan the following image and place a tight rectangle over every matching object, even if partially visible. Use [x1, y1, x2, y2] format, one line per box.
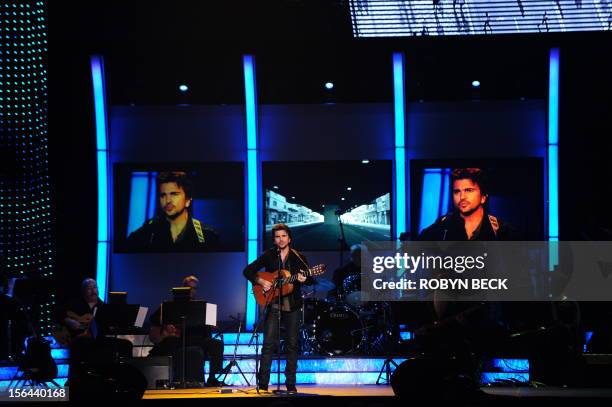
[263, 160, 392, 251]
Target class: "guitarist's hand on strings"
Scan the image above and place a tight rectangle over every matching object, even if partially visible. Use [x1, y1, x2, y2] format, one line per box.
[257, 277, 273, 292]
[296, 272, 306, 283]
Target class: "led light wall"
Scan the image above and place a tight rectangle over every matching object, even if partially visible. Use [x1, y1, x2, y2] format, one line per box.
[0, 0, 55, 335]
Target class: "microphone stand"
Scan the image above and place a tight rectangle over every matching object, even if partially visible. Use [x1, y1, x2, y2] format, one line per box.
[181, 315, 186, 388]
[248, 318, 262, 393]
[336, 212, 349, 268]
[219, 314, 249, 387]
[273, 248, 286, 394]
[248, 287, 273, 394]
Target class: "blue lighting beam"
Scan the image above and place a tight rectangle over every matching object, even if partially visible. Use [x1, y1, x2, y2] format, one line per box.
[91, 55, 109, 301]
[548, 48, 559, 240]
[548, 48, 560, 272]
[393, 52, 407, 240]
[243, 55, 259, 330]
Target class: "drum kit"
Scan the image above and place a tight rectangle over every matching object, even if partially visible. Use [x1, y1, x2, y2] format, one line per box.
[299, 275, 400, 356]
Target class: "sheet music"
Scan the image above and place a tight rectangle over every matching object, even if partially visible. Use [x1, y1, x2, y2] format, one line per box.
[205, 303, 217, 326]
[135, 306, 148, 328]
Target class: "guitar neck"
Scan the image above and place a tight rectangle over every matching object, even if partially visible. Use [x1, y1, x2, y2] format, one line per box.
[282, 268, 312, 284]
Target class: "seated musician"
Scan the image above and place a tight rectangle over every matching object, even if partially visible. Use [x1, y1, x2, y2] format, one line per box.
[56, 278, 132, 380]
[148, 275, 225, 387]
[330, 244, 362, 298]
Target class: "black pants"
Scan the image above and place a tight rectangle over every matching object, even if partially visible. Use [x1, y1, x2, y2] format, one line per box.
[149, 336, 224, 380]
[259, 308, 300, 386]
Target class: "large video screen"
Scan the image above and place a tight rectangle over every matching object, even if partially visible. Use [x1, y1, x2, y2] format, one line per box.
[114, 163, 244, 252]
[410, 158, 544, 240]
[263, 160, 392, 251]
[350, 0, 609, 38]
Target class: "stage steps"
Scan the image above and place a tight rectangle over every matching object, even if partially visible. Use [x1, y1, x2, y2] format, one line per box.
[0, 333, 531, 388]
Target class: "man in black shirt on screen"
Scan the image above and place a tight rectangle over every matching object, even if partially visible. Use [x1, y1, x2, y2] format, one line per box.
[126, 172, 219, 252]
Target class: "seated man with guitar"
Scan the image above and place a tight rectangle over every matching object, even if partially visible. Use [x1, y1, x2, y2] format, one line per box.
[243, 223, 325, 393]
[147, 275, 225, 387]
[55, 278, 132, 381]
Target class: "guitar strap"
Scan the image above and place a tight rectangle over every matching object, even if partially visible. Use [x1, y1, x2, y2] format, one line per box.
[192, 219, 206, 243]
[290, 248, 309, 271]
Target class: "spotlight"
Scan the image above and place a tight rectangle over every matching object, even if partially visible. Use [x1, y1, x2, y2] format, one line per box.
[347, 187, 352, 191]
[362, 159, 370, 164]
[273, 185, 279, 190]
[341, 197, 345, 201]
[471, 80, 480, 88]
[324, 82, 334, 90]
[179, 84, 189, 92]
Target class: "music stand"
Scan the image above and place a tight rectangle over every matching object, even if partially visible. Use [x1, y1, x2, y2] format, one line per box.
[95, 304, 141, 336]
[161, 300, 215, 388]
[108, 292, 127, 305]
[172, 287, 191, 302]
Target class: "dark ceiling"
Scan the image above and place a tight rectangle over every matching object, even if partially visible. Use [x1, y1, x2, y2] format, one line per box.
[47, 1, 609, 106]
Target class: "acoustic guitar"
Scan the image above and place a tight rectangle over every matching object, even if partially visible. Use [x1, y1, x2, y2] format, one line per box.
[52, 311, 94, 346]
[253, 264, 327, 307]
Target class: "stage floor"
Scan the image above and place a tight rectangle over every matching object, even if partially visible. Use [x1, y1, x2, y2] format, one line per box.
[143, 384, 394, 399]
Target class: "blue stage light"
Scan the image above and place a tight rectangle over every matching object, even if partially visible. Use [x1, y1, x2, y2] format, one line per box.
[91, 55, 109, 301]
[325, 82, 334, 90]
[393, 52, 407, 240]
[179, 84, 189, 92]
[548, 48, 559, 241]
[472, 80, 481, 88]
[243, 55, 259, 330]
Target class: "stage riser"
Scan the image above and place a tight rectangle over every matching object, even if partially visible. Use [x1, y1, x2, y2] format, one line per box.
[212, 372, 396, 386]
[210, 358, 408, 373]
[0, 378, 68, 391]
[0, 365, 69, 381]
[0, 358, 529, 387]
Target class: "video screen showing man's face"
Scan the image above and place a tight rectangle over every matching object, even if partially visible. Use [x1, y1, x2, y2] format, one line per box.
[114, 163, 244, 253]
[411, 159, 544, 240]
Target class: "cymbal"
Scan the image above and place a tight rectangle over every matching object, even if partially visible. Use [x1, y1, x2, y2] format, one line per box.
[302, 289, 315, 298]
[312, 278, 335, 292]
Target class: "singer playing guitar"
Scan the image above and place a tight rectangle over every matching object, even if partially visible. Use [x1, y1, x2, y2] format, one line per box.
[243, 223, 316, 393]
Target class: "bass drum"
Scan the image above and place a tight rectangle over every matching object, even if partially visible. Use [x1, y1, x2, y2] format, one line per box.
[314, 304, 365, 355]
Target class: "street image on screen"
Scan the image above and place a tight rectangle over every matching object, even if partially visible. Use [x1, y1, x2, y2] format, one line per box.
[114, 162, 244, 252]
[263, 160, 392, 251]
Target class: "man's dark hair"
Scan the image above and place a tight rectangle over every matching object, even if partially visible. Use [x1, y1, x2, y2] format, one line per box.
[271, 223, 292, 240]
[157, 171, 193, 200]
[451, 168, 488, 196]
